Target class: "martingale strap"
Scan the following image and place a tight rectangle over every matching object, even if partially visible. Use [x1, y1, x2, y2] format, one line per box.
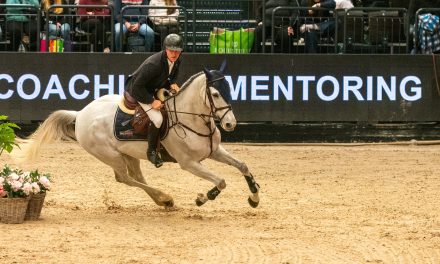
[163, 74, 232, 157]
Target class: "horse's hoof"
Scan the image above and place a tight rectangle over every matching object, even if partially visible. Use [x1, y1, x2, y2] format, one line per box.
[195, 199, 205, 206]
[163, 200, 174, 208]
[248, 197, 259, 208]
[195, 193, 208, 206]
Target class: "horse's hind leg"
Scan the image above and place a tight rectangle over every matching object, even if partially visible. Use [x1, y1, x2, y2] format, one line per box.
[209, 145, 260, 208]
[121, 155, 146, 184]
[91, 151, 174, 207]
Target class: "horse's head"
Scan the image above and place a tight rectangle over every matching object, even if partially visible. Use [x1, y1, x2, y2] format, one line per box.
[203, 64, 236, 132]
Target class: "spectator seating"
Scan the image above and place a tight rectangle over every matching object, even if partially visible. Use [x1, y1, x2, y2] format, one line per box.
[0, 1, 424, 54]
[336, 7, 407, 54]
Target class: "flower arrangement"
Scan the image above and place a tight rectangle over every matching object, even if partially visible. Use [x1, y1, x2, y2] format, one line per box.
[28, 169, 52, 194]
[0, 165, 51, 198]
[0, 115, 52, 223]
[0, 115, 52, 198]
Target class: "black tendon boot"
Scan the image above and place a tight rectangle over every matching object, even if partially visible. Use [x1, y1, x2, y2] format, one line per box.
[147, 123, 163, 168]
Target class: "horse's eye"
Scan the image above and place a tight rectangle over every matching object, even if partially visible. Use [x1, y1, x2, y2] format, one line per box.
[212, 93, 220, 98]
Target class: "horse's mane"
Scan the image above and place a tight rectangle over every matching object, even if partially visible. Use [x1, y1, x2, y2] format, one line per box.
[180, 71, 204, 92]
[162, 71, 205, 103]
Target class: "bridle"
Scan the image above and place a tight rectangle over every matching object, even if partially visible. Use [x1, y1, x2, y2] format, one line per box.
[205, 76, 233, 123]
[164, 74, 232, 156]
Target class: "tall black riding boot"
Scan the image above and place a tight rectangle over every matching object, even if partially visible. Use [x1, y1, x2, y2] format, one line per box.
[147, 123, 163, 168]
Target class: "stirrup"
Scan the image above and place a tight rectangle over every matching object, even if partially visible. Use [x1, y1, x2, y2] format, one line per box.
[147, 150, 163, 168]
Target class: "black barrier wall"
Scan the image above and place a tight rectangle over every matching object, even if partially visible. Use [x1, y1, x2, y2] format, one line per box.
[0, 53, 439, 123]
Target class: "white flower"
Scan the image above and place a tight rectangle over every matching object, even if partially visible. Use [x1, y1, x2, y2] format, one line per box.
[0, 176, 4, 185]
[10, 172, 19, 181]
[39, 176, 51, 189]
[22, 182, 32, 195]
[31, 182, 41, 194]
[11, 180, 23, 191]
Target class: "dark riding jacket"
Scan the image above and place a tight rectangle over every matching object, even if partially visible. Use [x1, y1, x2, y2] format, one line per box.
[125, 50, 181, 104]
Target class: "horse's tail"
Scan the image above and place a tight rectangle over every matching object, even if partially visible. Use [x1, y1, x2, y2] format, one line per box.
[25, 110, 78, 162]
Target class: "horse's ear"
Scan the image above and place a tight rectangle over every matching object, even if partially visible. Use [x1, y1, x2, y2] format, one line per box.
[203, 67, 213, 80]
[219, 59, 227, 73]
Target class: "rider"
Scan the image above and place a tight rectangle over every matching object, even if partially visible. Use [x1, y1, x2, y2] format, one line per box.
[124, 33, 183, 168]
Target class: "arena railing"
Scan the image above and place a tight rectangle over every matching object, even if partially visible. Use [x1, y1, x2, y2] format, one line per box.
[270, 6, 409, 54]
[0, 4, 41, 52]
[119, 5, 188, 52]
[178, 0, 259, 53]
[0, 2, 415, 54]
[1, 1, 256, 53]
[338, 7, 408, 54]
[413, 8, 440, 54]
[43, 5, 114, 52]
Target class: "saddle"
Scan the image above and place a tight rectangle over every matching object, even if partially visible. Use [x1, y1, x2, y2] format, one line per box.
[119, 91, 169, 138]
[115, 92, 175, 163]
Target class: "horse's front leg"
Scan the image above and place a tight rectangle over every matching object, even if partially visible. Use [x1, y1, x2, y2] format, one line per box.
[179, 161, 226, 206]
[209, 145, 260, 208]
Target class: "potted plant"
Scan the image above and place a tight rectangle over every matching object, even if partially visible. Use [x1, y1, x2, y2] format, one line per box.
[0, 115, 28, 224]
[0, 115, 20, 156]
[0, 115, 52, 223]
[0, 165, 31, 223]
[24, 169, 51, 220]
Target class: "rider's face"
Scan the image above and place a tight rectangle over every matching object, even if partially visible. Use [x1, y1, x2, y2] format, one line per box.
[166, 49, 182, 62]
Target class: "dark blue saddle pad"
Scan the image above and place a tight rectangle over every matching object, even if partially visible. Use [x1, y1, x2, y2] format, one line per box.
[113, 106, 147, 141]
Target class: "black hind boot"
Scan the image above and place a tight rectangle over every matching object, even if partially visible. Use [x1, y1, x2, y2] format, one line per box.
[147, 123, 163, 168]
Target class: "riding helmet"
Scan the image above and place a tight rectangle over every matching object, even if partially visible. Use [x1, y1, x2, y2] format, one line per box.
[164, 34, 183, 51]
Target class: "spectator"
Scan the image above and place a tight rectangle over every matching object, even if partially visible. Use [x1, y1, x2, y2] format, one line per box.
[114, 0, 155, 52]
[408, 0, 440, 26]
[300, 0, 353, 53]
[408, 0, 440, 54]
[300, 0, 331, 53]
[148, 0, 180, 45]
[6, 0, 39, 51]
[41, 0, 72, 50]
[310, 0, 354, 10]
[77, 0, 112, 52]
[253, 0, 297, 53]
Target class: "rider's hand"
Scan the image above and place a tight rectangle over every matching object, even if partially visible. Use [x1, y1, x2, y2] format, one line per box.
[124, 21, 131, 30]
[170, 83, 180, 94]
[151, 99, 162, 109]
[131, 23, 140, 32]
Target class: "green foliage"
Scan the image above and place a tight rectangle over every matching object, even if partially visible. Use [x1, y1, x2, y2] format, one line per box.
[0, 115, 20, 155]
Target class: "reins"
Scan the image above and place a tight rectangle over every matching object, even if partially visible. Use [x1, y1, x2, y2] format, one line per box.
[163, 74, 231, 156]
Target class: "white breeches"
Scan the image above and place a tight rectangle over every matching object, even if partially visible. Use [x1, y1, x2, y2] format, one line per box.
[139, 102, 163, 128]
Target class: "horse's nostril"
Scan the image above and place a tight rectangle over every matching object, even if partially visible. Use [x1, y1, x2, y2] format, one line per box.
[225, 123, 236, 130]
